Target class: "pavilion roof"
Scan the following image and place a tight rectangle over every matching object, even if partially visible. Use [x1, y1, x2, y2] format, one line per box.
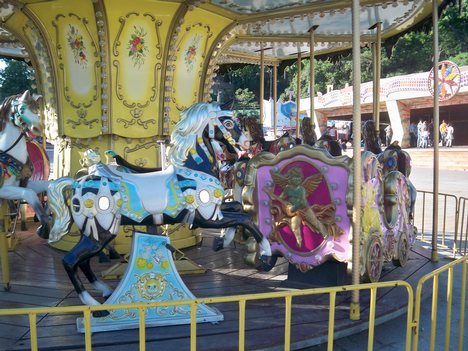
[0, 0, 446, 63]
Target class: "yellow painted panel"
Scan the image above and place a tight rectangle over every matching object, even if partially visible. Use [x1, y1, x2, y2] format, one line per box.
[168, 8, 232, 124]
[105, 0, 180, 138]
[28, 0, 102, 138]
[60, 135, 162, 176]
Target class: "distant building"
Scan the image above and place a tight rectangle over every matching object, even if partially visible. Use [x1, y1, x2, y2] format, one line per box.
[265, 63, 468, 147]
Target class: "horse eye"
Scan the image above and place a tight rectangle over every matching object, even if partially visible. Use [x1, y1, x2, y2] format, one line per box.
[223, 120, 234, 129]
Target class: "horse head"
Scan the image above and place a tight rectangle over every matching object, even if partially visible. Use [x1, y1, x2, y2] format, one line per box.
[10, 90, 43, 136]
[238, 115, 264, 145]
[362, 120, 382, 154]
[210, 110, 249, 156]
[269, 132, 296, 154]
[167, 103, 249, 167]
[301, 117, 317, 146]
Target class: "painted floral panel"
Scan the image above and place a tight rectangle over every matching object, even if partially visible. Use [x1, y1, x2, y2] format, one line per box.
[184, 34, 201, 72]
[67, 24, 88, 67]
[127, 26, 149, 68]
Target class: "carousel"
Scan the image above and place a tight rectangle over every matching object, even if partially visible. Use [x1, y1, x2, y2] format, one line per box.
[0, 0, 457, 350]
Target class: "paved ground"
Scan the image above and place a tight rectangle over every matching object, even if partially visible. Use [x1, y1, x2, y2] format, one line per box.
[306, 262, 467, 350]
[410, 167, 468, 198]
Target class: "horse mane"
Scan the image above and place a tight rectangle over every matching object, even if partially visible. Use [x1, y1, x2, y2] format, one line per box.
[0, 94, 20, 133]
[362, 120, 382, 154]
[167, 102, 221, 167]
[301, 117, 317, 145]
[239, 115, 265, 145]
[317, 134, 342, 156]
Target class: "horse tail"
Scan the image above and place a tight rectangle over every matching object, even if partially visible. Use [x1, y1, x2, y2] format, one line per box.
[47, 177, 74, 243]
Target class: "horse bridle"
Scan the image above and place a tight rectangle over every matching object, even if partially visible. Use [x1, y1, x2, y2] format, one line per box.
[11, 99, 31, 132]
[0, 98, 28, 157]
[208, 110, 237, 147]
[190, 110, 239, 165]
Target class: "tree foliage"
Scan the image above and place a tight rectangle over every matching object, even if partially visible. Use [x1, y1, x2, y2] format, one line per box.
[234, 88, 257, 108]
[0, 59, 35, 101]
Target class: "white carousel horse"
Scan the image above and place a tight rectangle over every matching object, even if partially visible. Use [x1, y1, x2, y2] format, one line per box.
[47, 102, 275, 313]
[0, 91, 49, 238]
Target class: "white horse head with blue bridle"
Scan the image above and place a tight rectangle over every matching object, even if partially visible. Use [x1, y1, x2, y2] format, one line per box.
[0, 90, 49, 238]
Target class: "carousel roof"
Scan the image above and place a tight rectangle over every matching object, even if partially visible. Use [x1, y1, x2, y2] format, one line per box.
[0, 0, 439, 63]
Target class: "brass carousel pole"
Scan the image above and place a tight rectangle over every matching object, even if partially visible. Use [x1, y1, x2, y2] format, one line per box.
[350, 0, 362, 321]
[431, 0, 440, 262]
[273, 64, 278, 138]
[260, 43, 265, 125]
[309, 26, 318, 131]
[370, 22, 382, 133]
[296, 50, 302, 137]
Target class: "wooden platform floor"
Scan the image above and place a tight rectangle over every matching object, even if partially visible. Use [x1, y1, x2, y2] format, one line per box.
[0, 224, 445, 351]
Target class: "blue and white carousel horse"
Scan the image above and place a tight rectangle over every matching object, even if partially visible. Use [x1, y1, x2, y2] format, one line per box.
[47, 102, 275, 310]
[0, 91, 49, 238]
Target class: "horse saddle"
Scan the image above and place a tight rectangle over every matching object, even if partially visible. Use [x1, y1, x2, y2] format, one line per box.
[91, 163, 183, 221]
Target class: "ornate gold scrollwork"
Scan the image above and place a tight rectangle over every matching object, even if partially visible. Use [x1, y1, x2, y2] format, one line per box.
[66, 108, 99, 129]
[123, 141, 158, 158]
[134, 158, 147, 167]
[70, 138, 92, 150]
[143, 13, 162, 60]
[130, 108, 144, 119]
[113, 13, 139, 57]
[117, 109, 156, 129]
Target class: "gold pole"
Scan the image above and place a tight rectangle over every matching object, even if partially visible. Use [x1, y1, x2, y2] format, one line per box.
[273, 64, 278, 138]
[260, 43, 265, 125]
[350, 0, 362, 321]
[432, 0, 440, 262]
[370, 22, 382, 132]
[309, 26, 318, 129]
[296, 51, 301, 137]
[375, 23, 381, 130]
[371, 42, 377, 123]
[0, 200, 10, 291]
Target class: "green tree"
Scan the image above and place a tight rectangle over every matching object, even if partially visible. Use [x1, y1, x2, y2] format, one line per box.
[234, 88, 257, 108]
[0, 59, 35, 101]
[384, 31, 433, 76]
[439, 1, 468, 58]
[449, 52, 468, 66]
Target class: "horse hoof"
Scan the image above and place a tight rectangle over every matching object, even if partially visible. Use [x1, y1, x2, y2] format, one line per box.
[92, 310, 110, 318]
[257, 255, 278, 272]
[36, 224, 49, 240]
[212, 236, 224, 252]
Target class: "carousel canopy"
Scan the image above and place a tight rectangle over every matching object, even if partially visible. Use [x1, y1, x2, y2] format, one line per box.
[0, 0, 443, 64]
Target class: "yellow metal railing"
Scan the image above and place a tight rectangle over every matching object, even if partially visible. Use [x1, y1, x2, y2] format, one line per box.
[415, 190, 459, 255]
[0, 281, 414, 351]
[412, 256, 467, 351]
[455, 197, 468, 256]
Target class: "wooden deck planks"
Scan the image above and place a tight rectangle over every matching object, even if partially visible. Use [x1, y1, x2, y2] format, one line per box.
[0, 224, 447, 351]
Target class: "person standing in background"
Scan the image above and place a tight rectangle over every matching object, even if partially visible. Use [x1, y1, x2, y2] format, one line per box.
[384, 124, 393, 146]
[409, 122, 418, 147]
[417, 119, 423, 147]
[446, 123, 454, 147]
[440, 119, 448, 146]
